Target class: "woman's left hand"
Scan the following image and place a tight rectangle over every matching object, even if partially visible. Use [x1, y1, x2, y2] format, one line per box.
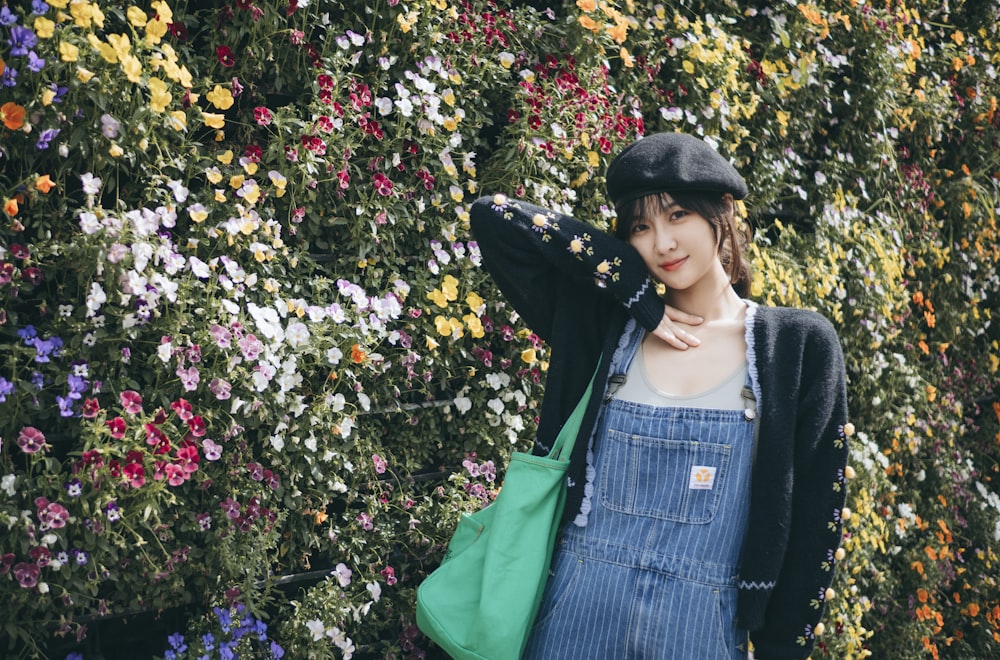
[650, 306, 703, 350]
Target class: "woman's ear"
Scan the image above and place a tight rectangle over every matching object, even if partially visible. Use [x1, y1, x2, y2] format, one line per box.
[720, 193, 735, 217]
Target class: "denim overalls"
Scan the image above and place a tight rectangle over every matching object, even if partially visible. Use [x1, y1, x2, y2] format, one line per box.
[524, 321, 755, 659]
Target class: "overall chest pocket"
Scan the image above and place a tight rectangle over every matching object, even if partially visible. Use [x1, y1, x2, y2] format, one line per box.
[598, 428, 732, 524]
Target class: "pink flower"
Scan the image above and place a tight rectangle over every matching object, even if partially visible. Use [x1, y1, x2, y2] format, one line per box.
[35, 497, 70, 530]
[356, 512, 374, 531]
[315, 116, 334, 133]
[209, 323, 233, 348]
[372, 454, 387, 474]
[17, 427, 47, 454]
[380, 566, 397, 586]
[176, 366, 200, 391]
[209, 378, 232, 400]
[120, 390, 143, 414]
[106, 417, 126, 439]
[164, 463, 186, 486]
[238, 334, 263, 360]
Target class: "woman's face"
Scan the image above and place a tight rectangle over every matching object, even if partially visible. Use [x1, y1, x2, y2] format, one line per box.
[626, 195, 724, 291]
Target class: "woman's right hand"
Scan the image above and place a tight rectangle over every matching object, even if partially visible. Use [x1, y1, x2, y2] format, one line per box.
[651, 306, 703, 350]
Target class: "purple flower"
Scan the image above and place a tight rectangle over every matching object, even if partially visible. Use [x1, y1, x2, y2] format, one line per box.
[8, 26, 37, 57]
[13, 562, 39, 588]
[27, 51, 45, 73]
[167, 632, 187, 652]
[105, 501, 121, 523]
[1, 65, 17, 87]
[73, 549, 89, 566]
[32, 1, 50, 15]
[65, 479, 82, 497]
[0, 7, 18, 25]
[36, 128, 60, 150]
[48, 83, 67, 104]
[57, 395, 76, 417]
[220, 497, 241, 519]
[0, 377, 14, 402]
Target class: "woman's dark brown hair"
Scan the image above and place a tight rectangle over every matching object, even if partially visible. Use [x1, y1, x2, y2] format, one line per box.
[613, 191, 752, 298]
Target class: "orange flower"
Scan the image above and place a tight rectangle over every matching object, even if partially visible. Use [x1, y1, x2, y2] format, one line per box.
[350, 343, 366, 364]
[3, 198, 18, 217]
[1, 102, 26, 131]
[35, 175, 56, 193]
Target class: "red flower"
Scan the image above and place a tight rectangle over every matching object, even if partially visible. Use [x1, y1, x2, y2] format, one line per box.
[170, 398, 193, 420]
[245, 144, 262, 162]
[373, 172, 394, 196]
[187, 415, 207, 437]
[10, 244, 28, 259]
[81, 397, 101, 419]
[168, 21, 189, 41]
[21, 267, 42, 286]
[216, 45, 236, 68]
[106, 417, 127, 439]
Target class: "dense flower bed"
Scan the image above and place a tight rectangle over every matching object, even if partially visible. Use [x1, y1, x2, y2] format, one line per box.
[0, 0, 998, 658]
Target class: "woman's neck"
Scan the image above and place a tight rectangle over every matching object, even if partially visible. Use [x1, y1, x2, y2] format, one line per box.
[664, 277, 745, 324]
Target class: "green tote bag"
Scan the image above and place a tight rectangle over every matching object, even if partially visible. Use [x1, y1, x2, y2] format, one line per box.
[415, 366, 599, 659]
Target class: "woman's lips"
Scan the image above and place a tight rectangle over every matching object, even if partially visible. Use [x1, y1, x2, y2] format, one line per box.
[660, 257, 687, 271]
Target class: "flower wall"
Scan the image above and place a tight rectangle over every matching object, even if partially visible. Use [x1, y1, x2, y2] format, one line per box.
[0, 0, 998, 658]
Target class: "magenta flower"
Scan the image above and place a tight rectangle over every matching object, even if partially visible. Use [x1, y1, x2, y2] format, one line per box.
[187, 416, 206, 437]
[253, 106, 273, 126]
[120, 390, 143, 414]
[171, 398, 194, 420]
[35, 497, 70, 530]
[373, 172, 394, 196]
[164, 463, 186, 486]
[372, 454, 387, 474]
[220, 497, 241, 519]
[17, 427, 47, 454]
[123, 463, 145, 488]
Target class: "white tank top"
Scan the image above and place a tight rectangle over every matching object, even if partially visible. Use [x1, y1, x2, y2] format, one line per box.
[617, 341, 748, 410]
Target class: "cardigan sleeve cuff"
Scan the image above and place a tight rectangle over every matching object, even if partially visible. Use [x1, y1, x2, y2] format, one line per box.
[628, 276, 666, 332]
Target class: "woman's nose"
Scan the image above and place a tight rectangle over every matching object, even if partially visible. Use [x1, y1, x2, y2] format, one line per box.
[655, 228, 676, 253]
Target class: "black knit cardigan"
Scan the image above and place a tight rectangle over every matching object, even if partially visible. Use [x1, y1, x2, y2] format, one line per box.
[469, 195, 850, 660]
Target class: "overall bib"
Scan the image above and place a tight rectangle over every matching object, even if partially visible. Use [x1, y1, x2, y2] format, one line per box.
[524, 327, 754, 659]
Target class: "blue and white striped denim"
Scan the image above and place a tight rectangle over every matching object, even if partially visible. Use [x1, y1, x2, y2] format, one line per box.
[524, 329, 754, 659]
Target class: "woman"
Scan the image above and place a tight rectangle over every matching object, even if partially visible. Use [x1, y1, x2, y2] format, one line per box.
[468, 132, 849, 659]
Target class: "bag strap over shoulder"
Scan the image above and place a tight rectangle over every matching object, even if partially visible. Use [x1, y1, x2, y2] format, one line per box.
[547, 358, 602, 462]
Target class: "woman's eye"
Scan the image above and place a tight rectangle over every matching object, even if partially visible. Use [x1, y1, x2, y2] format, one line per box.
[631, 223, 649, 233]
[671, 210, 689, 221]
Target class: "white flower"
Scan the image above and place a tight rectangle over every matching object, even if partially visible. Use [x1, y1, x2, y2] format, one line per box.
[454, 397, 472, 414]
[326, 347, 344, 365]
[305, 619, 326, 641]
[78, 211, 101, 234]
[285, 321, 310, 347]
[157, 341, 173, 364]
[80, 173, 102, 195]
[269, 434, 285, 451]
[333, 562, 352, 587]
[366, 581, 382, 602]
[167, 180, 189, 202]
[1, 475, 16, 497]
[189, 256, 211, 279]
[85, 282, 107, 315]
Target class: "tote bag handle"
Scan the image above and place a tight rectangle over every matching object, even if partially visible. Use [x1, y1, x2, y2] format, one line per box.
[547, 360, 601, 463]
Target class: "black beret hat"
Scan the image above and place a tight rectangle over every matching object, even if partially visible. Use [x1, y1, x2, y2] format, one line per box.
[606, 132, 748, 205]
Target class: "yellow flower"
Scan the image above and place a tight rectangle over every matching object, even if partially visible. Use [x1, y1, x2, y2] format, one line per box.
[127, 6, 147, 26]
[109, 144, 124, 158]
[120, 54, 143, 83]
[202, 112, 225, 129]
[463, 313, 485, 338]
[145, 15, 168, 45]
[41, 87, 57, 105]
[425, 336, 440, 351]
[205, 167, 223, 184]
[499, 52, 515, 69]
[148, 77, 171, 113]
[243, 160, 259, 175]
[576, 0, 596, 10]
[214, 189, 227, 203]
[442, 116, 458, 132]
[434, 315, 453, 336]
[34, 16, 56, 39]
[60, 42, 80, 62]
[167, 110, 187, 131]
[578, 15, 599, 31]
[521, 348, 537, 364]
[188, 206, 208, 223]
[107, 33, 131, 60]
[77, 67, 95, 82]
[427, 289, 449, 308]
[683, 60, 695, 74]
[229, 174, 245, 189]
[206, 85, 235, 110]
[88, 34, 116, 63]
[465, 291, 484, 312]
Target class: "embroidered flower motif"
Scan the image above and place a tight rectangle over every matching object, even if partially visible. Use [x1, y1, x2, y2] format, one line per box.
[592, 256, 622, 287]
[490, 193, 508, 211]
